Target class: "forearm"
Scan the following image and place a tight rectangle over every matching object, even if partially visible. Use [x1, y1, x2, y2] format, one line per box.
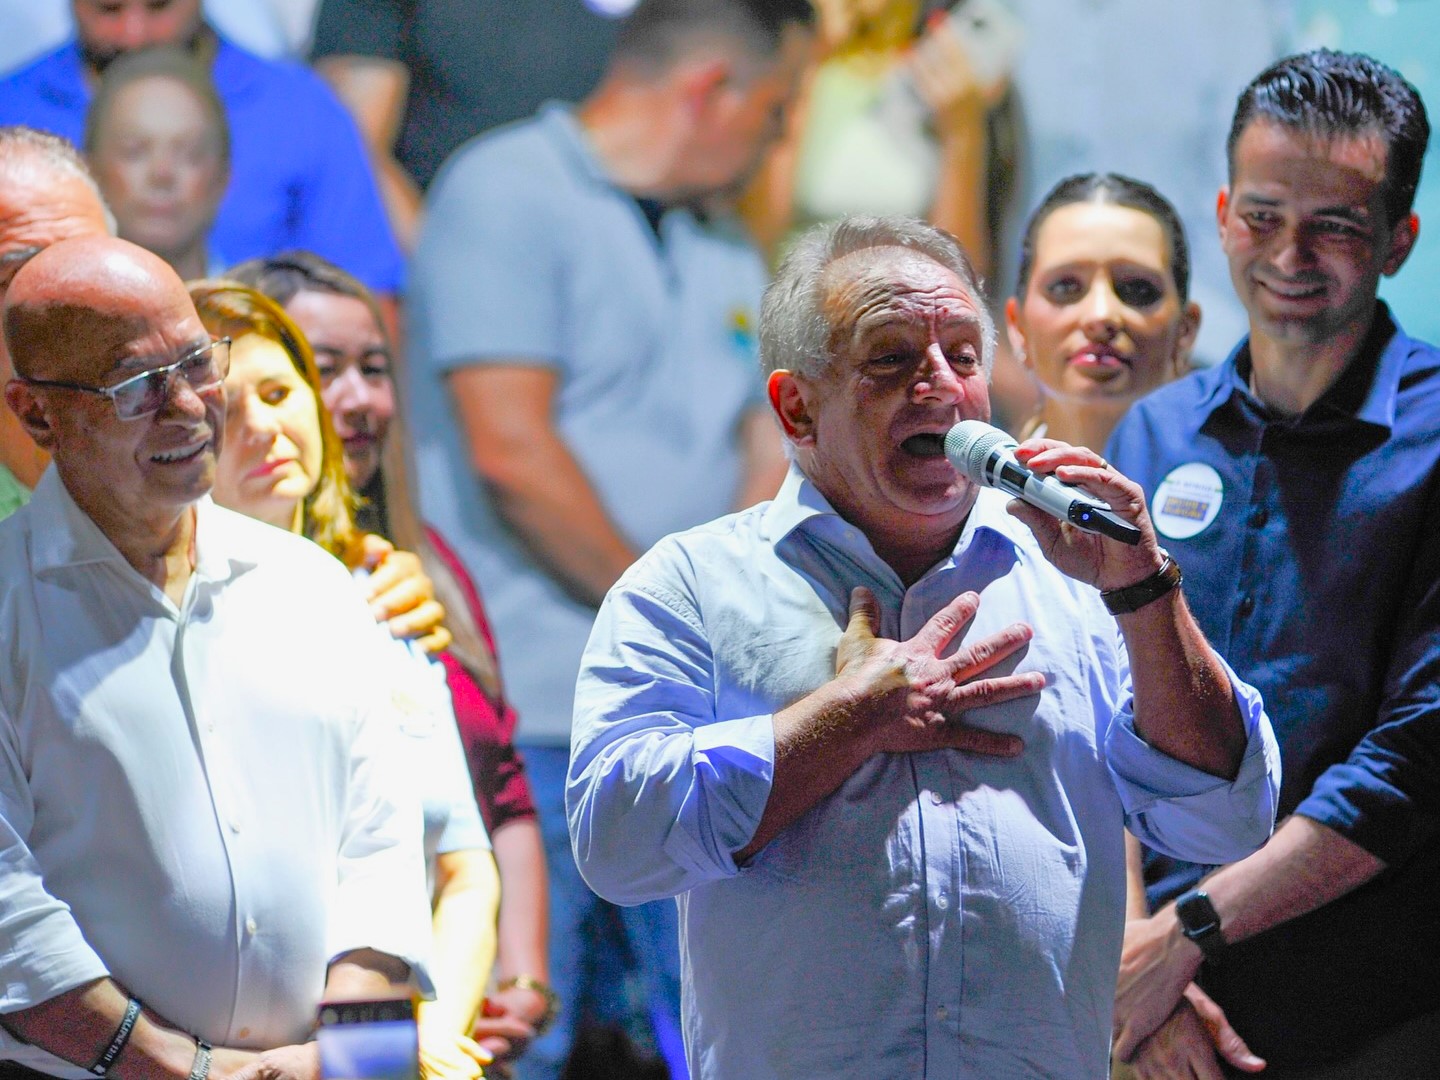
[1119, 591, 1246, 779]
[450, 366, 640, 605]
[1124, 831, 1150, 920]
[1198, 814, 1386, 947]
[928, 111, 991, 279]
[418, 851, 501, 1040]
[0, 978, 248, 1080]
[734, 674, 876, 863]
[491, 819, 550, 982]
[481, 438, 639, 607]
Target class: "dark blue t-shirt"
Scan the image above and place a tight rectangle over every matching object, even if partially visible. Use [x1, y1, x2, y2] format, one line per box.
[1108, 304, 1440, 1065]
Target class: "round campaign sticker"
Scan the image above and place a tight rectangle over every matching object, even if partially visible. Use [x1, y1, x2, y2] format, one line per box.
[1151, 463, 1224, 540]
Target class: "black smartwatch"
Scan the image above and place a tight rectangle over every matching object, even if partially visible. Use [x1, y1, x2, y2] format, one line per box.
[1174, 889, 1226, 962]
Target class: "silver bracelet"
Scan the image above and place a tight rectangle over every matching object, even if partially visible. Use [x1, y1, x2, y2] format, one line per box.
[188, 1039, 213, 1080]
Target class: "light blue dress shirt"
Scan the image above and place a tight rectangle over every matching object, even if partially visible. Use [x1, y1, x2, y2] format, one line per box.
[569, 466, 1280, 1079]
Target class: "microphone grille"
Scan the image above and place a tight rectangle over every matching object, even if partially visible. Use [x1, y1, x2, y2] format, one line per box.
[945, 420, 1013, 483]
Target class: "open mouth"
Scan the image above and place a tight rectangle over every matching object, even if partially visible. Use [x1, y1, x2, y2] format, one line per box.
[901, 433, 948, 457]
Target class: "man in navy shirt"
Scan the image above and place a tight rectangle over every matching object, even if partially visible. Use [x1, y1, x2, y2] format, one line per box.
[1108, 50, 1440, 1077]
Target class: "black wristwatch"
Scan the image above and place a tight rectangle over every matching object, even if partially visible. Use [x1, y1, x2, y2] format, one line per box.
[1174, 889, 1226, 962]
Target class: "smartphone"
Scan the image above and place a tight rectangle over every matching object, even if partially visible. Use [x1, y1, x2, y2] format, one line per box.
[316, 998, 419, 1080]
[943, 0, 1026, 86]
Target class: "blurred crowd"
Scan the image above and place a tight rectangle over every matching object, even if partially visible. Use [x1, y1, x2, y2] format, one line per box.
[1, 2, 1437, 1079]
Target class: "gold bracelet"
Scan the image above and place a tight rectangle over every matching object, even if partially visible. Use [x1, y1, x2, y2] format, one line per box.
[497, 974, 560, 1035]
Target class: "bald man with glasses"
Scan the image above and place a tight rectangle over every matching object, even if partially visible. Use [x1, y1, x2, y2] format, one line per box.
[0, 235, 433, 1080]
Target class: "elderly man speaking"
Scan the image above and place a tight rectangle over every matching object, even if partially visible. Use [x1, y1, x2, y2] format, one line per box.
[567, 216, 1282, 1079]
[0, 236, 431, 1080]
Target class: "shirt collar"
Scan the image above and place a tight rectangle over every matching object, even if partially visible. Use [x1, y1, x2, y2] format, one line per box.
[538, 102, 620, 191]
[1202, 303, 1405, 431]
[759, 462, 1027, 566]
[28, 467, 255, 585]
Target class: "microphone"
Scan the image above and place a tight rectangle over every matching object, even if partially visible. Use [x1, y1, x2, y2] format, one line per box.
[944, 420, 1141, 545]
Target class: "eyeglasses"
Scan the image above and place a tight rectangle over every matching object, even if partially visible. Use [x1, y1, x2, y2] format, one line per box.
[21, 337, 232, 421]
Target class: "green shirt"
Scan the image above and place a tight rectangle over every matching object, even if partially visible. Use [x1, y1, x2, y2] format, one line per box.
[0, 463, 30, 521]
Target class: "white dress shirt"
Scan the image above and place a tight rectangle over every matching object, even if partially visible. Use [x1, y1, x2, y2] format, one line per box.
[0, 470, 433, 1075]
[569, 466, 1281, 1078]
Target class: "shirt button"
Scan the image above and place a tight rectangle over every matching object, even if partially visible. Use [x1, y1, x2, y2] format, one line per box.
[930, 790, 945, 805]
[936, 893, 949, 910]
[245, 916, 258, 935]
[936, 1005, 948, 1020]
[237, 1027, 250, 1040]
[1237, 595, 1255, 618]
[1249, 507, 1269, 528]
[229, 817, 242, 833]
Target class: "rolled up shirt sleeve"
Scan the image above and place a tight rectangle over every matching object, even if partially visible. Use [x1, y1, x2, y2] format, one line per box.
[0, 711, 109, 1018]
[568, 578, 775, 907]
[1105, 651, 1282, 866]
[1294, 565, 1440, 867]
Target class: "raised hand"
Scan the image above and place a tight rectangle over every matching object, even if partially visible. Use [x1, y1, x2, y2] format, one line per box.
[1007, 440, 1167, 593]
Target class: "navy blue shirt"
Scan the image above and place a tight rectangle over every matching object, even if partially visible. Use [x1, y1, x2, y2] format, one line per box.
[1108, 305, 1440, 1065]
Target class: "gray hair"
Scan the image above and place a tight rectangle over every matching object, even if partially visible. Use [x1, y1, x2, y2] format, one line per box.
[759, 215, 995, 381]
[0, 125, 117, 235]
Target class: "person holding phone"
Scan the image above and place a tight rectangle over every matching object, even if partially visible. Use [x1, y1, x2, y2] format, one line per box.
[742, 0, 1014, 279]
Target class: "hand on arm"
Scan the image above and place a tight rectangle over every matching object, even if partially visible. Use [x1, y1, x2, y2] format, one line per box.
[352, 534, 452, 654]
[314, 55, 423, 250]
[1009, 441, 1247, 779]
[1127, 984, 1265, 1080]
[1113, 814, 1386, 1060]
[449, 365, 640, 608]
[735, 586, 1040, 862]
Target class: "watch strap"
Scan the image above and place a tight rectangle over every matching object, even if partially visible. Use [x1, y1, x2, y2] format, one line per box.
[1102, 551, 1183, 615]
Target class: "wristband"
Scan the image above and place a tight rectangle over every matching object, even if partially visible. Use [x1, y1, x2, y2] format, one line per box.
[498, 974, 560, 1036]
[1101, 551, 1183, 615]
[90, 996, 142, 1076]
[188, 1039, 213, 1080]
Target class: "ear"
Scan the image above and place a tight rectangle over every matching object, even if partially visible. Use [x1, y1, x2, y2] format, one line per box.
[1003, 296, 1030, 369]
[4, 379, 59, 451]
[1216, 187, 1231, 245]
[675, 56, 733, 117]
[1172, 300, 1203, 376]
[767, 368, 815, 444]
[1382, 212, 1419, 277]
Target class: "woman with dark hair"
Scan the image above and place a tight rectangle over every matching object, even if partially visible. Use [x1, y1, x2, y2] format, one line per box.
[226, 252, 555, 1075]
[191, 281, 501, 1080]
[1005, 172, 1202, 452]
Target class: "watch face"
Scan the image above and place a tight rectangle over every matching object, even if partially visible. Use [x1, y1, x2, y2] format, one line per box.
[1175, 898, 1221, 956]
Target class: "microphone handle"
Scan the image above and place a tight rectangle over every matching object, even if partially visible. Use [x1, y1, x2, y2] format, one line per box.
[997, 459, 1143, 546]
[1065, 502, 1142, 546]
